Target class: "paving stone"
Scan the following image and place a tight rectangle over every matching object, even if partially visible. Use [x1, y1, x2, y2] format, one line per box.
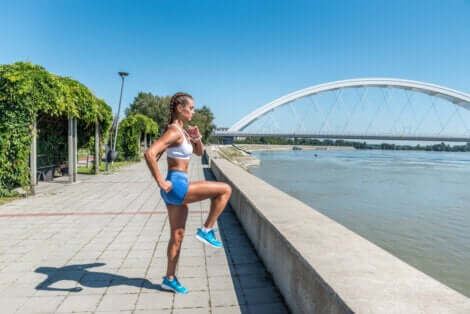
[211, 305, 248, 314]
[178, 265, 207, 278]
[95, 311, 132, 314]
[134, 310, 171, 314]
[105, 279, 145, 294]
[177, 276, 208, 291]
[173, 308, 211, 314]
[0, 158, 289, 313]
[210, 289, 245, 307]
[181, 248, 205, 257]
[178, 256, 206, 266]
[206, 263, 232, 277]
[1, 284, 38, 297]
[173, 291, 210, 309]
[208, 276, 240, 291]
[135, 292, 174, 310]
[16, 295, 65, 313]
[56, 294, 102, 312]
[95, 293, 138, 311]
[0, 296, 30, 313]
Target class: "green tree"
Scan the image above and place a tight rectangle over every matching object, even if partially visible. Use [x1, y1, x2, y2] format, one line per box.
[125, 92, 171, 133]
[116, 114, 158, 160]
[190, 106, 216, 142]
[126, 92, 216, 141]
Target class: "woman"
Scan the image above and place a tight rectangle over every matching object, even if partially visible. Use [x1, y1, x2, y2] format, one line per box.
[144, 92, 232, 294]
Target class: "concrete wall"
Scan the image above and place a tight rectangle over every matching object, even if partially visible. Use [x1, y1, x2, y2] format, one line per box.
[205, 148, 470, 314]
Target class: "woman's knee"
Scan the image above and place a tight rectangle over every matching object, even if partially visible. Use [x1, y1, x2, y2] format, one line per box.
[170, 229, 185, 245]
[223, 183, 232, 196]
[214, 183, 231, 199]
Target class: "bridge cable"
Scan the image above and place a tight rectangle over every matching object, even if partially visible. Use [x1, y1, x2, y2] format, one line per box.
[336, 90, 348, 133]
[405, 91, 420, 132]
[300, 96, 317, 133]
[390, 89, 410, 135]
[413, 94, 435, 136]
[431, 100, 446, 132]
[289, 102, 307, 133]
[342, 87, 366, 134]
[365, 88, 388, 135]
[306, 96, 320, 132]
[268, 112, 282, 133]
[455, 106, 470, 137]
[257, 114, 271, 133]
[438, 106, 459, 135]
[318, 89, 342, 134]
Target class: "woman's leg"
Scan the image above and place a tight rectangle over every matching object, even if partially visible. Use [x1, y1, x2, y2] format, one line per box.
[183, 181, 232, 229]
[165, 204, 188, 279]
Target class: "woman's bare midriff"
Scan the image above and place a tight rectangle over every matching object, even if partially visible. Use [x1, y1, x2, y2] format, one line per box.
[167, 157, 189, 173]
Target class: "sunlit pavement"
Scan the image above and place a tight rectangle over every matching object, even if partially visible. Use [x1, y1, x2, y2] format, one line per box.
[0, 155, 288, 314]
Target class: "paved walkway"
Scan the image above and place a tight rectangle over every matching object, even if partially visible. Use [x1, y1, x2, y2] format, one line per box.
[0, 155, 288, 314]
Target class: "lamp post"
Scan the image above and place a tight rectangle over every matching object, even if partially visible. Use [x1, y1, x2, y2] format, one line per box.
[113, 72, 129, 151]
[106, 71, 129, 171]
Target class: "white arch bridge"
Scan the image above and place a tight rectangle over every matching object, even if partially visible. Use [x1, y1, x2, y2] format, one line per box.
[214, 78, 470, 143]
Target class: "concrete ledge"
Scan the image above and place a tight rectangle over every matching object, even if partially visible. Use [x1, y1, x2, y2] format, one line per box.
[205, 148, 470, 314]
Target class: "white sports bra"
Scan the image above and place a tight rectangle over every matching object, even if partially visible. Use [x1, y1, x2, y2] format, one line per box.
[166, 124, 193, 160]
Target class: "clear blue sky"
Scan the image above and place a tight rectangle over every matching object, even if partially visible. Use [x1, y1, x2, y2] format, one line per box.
[1, 0, 470, 128]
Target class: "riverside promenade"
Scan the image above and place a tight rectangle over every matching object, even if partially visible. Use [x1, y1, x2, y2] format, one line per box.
[0, 155, 288, 314]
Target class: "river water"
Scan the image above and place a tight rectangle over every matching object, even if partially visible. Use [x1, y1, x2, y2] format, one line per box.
[249, 149, 470, 297]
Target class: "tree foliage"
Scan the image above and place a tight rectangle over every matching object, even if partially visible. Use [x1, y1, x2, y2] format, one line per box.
[190, 106, 216, 142]
[125, 92, 171, 133]
[125, 92, 216, 141]
[0, 62, 113, 196]
[116, 114, 158, 160]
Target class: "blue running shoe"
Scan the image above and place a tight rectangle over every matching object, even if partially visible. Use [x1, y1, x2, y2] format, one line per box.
[196, 228, 223, 248]
[161, 276, 188, 294]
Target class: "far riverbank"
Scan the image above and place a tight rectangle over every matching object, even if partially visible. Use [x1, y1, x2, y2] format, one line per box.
[215, 144, 354, 170]
[235, 144, 355, 152]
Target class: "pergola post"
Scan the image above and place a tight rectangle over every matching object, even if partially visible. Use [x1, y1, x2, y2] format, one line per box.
[68, 118, 74, 183]
[68, 118, 78, 183]
[73, 118, 78, 182]
[30, 118, 37, 194]
[94, 121, 99, 174]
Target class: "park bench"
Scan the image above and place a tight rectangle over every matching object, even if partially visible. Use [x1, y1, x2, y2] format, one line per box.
[36, 154, 66, 182]
[37, 164, 56, 181]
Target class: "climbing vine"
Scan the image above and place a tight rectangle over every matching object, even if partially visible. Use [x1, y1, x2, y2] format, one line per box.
[0, 62, 113, 196]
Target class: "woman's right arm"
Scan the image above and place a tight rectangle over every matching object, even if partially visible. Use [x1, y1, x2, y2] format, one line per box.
[144, 129, 179, 192]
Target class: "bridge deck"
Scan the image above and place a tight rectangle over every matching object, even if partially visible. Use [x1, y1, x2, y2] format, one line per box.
[0, 156, 288, 313]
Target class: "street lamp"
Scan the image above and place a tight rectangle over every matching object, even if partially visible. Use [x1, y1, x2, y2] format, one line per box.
[106, 71, 129, 171]
[113, 72, 129, 151]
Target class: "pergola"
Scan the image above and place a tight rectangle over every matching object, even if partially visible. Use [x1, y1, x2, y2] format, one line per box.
[0, 62, 113, 196]
[29, 117, 101, 189]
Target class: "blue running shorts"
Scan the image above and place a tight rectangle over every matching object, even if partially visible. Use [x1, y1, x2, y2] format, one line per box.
[160, 171, 189, 206]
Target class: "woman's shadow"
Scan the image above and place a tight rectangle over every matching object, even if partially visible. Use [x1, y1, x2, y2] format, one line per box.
[35, 263, 166, 293]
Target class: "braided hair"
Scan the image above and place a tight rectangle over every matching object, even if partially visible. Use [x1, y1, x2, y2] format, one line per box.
[157, 92, 193, 161]
[164, 92, 193, 134]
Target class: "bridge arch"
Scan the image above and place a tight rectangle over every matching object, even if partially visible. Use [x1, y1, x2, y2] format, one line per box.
[228, 78, 470, 132]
